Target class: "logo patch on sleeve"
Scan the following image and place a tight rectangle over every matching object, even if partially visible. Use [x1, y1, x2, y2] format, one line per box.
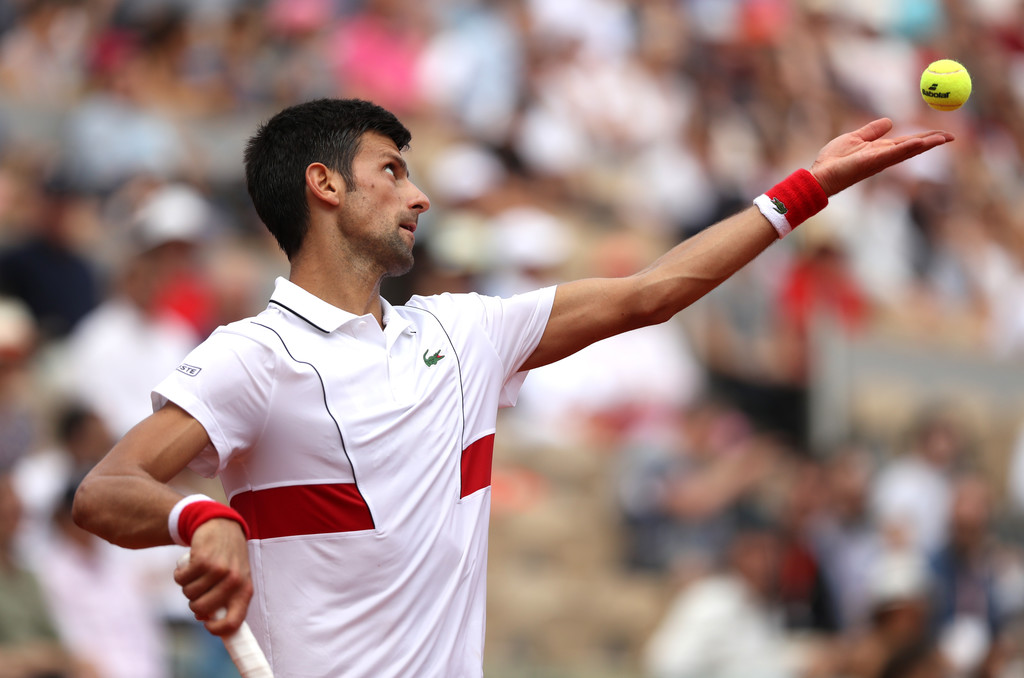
[176, 363, 202, 377]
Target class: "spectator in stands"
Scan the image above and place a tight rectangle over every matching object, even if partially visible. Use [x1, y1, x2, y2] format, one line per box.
[810, 443, 885, 631]
[35, 479, 170, 678]
[12, 402, 111, 562]
[617, 398, 778, 573]
[776, 235, 870, 377]
[771, 234, 869, 447]
[694, 239, 808, 446]
[0, 173, 101, 340]
[775, 457, 839, 634]
[61, 26, 194, 194]
[64, 181, 209, 438]
[643, 508, 835, 678]
[417, 0, 526, 142]
[838, 549, 943, 678]
[930, 474, 1009, 677]
[871, 405, 973, 556]
[0, 0, 93, 106]
[0, 471, 85, 678]
[330, 0, 430, 115]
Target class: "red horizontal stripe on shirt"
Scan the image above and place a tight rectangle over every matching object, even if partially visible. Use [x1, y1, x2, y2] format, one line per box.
[461, 434, 495, 498]
[230, 483, 374, 539]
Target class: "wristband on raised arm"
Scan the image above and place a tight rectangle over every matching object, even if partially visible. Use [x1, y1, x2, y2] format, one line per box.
[752, 168, 829, 238]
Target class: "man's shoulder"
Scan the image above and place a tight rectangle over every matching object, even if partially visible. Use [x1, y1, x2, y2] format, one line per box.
[402, 291, 482, 309]
[210, 314, 271, 338]
[198, 313, 286, 354]
[399, 287, 555, 340]
[395, 291, 481, 322]
[400, 288, 549, 315]
[405, 289, 547, 331]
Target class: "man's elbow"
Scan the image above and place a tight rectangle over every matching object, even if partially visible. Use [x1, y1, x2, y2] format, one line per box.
[630, 277, 689, 328]
[631, 270, 714, 327]
[71, 474, 100, 533]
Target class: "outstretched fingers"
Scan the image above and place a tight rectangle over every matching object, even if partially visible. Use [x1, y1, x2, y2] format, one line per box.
[851, 118, 953, 146]
[854, 117, 895, 142]
[882, 129, 956, 163]
[889, 129, 956, 145]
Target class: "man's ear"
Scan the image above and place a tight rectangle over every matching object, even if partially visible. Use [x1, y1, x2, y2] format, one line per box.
[305, 163, 343, 207]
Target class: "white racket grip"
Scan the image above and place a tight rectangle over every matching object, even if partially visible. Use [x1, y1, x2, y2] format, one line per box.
[222, 619, 273, 678]
[176, 552, 274, 677]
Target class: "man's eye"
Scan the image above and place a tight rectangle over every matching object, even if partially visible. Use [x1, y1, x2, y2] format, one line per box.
[385, 166, 396, 177]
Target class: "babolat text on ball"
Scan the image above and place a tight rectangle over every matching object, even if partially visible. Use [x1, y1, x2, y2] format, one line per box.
[920, 59, 972, 111]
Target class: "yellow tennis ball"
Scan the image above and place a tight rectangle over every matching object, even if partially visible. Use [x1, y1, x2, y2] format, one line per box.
[920, 59, 971, 111]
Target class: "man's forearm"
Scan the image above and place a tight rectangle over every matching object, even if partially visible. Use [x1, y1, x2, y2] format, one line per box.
[633, 206, 779, 324]
[73, 471, 184, 549]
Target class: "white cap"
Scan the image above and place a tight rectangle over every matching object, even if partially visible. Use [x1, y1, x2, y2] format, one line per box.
[429, 143, 506, 204]
[132, 183, 212, 253]
[489, 206, 573, 271]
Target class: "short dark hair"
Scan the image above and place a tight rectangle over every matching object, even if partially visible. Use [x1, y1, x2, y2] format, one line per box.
[243, 99, 412, 259]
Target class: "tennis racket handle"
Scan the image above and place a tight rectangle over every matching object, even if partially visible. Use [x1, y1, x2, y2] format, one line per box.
[177, 552, 274, 677]
[222, 620, 274, 678]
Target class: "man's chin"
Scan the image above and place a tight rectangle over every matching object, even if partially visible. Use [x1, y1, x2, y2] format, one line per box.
[383, 255, 415, 279]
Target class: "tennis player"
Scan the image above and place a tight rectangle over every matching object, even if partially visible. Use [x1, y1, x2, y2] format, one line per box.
[72, 98, 952, 677]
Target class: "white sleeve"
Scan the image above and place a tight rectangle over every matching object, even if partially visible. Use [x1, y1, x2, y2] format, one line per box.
[409, 286, 556, 408]
[475, 287, 556, 407]
[151, 327, 275, 478]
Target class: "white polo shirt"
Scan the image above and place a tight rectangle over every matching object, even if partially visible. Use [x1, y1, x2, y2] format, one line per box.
[152, 277, 555, 678]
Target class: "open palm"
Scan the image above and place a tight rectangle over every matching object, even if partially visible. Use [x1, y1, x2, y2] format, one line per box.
[810, 118, 954, 196]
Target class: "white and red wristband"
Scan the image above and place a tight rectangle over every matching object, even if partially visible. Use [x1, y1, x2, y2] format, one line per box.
[753, 168, 829, 238]
[169, 493, 250, 547]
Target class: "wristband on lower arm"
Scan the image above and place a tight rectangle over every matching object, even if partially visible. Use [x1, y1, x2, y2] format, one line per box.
[169, 494, 250, 546]
[752, 168, 829, 238]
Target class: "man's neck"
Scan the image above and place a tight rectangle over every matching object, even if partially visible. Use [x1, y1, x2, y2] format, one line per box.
[288, 260, 385, 327]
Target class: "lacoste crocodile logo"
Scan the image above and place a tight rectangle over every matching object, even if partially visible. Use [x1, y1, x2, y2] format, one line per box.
[770, 197, 789, 215]
[423, 349, 445, 367]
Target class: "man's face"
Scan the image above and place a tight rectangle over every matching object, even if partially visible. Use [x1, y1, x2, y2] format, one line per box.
[336, 132, 430, 278]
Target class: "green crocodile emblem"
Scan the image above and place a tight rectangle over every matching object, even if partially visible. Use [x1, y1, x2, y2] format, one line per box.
[423, 349, 445, 367]
[770, 197, 789, 215]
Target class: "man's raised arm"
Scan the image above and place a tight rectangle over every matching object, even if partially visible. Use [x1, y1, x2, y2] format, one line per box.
[522, 118, 954, 371]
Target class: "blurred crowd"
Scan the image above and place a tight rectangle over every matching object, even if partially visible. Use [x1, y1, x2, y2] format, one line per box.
[1, 0, 1024, 676]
